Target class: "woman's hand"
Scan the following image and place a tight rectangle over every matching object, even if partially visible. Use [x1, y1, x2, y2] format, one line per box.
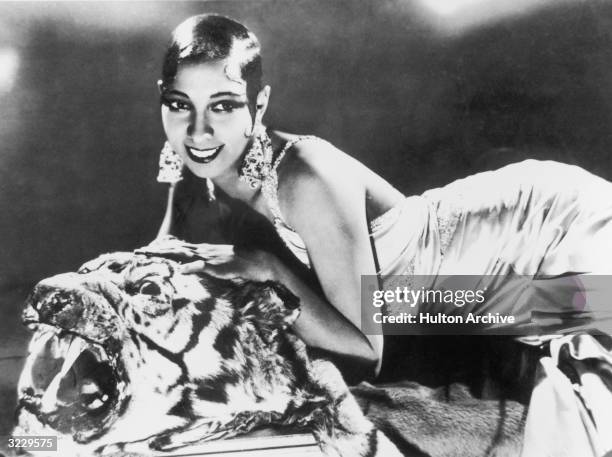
[182, 245, 277, 282]
[138, 236, 277, 282]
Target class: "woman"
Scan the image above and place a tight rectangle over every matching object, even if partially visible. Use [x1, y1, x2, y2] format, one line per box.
[152, 13, 396, 378]
[146, 14, 612, 453]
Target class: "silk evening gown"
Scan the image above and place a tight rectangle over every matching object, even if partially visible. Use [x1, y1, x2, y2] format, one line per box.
[258, 138, 612, 457]
[169, 137, 612, 456]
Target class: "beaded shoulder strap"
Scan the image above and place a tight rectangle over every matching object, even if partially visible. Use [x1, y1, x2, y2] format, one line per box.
[260, 135, 318, 231]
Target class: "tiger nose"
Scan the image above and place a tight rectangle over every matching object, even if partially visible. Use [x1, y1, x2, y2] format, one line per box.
[26, 287, 75, 319]
[24, 275, 82, 324]
[41, 289, 75, 313]
[22, 288, 75, 326]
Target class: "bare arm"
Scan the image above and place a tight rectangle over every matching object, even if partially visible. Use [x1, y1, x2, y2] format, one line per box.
[153, 142, 384, 376]
[183, 234, 383, 375]
[269, 250, 383, 373]
[274, 141, 384, 374]
[156, 184, 178, 239]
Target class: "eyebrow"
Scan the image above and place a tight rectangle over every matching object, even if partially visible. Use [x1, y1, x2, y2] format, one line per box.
[210, 91, 246, 98]
[161, 89, 247, 101]
[162, 89, 189, 98]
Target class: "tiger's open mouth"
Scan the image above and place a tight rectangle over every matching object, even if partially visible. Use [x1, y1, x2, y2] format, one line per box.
[19, 324, 126, 442]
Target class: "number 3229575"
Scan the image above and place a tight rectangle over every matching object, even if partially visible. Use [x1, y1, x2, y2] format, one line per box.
[8, 436, 57, 451]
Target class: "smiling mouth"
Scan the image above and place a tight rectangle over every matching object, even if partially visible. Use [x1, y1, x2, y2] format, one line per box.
[186, 145, 224, 164]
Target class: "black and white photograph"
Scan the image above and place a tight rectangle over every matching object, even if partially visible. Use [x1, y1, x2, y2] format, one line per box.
[2, 0, 612, 456]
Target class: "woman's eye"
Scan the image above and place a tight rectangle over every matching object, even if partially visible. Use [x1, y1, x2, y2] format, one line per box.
[210, 100, 245, 113]
[138, 281, 162, 296]
[170, 100, 190, 112]
[161, 97, 190, 112]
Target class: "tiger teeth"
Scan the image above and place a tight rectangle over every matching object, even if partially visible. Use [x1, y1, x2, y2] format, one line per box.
[80, 380, 102, 395]
[40, 336, 88, 413]
[86, 398, 104, 410]
[28, 329, 55, 355]
[52, 333, 72, 358]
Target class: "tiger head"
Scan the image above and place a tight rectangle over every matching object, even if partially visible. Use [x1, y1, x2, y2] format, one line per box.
[14, 249, 323, 455]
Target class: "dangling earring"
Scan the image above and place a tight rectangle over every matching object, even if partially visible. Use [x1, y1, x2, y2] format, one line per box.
[157, 141, 183, 184]
[239, 124, 273, 189]
[205, 178, 216, 202]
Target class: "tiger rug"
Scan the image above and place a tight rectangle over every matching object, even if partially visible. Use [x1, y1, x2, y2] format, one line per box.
[13, 249, 401, 457]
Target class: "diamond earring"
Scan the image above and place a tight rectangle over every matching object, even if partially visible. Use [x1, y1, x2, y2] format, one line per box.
[157, 141, 183, 184]
[238, 125, 273, 189]
[205, 178, 216, 202]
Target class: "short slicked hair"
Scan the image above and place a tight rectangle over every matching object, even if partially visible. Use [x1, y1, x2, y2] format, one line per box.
[161, 14, 263, 113]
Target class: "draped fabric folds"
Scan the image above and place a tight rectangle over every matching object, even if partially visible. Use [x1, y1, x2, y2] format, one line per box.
[268, 158, 612, 455]
[521, 334, 612, 457]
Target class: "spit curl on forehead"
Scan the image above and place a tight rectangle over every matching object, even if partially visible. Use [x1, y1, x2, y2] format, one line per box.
[160, 14, 263, 113]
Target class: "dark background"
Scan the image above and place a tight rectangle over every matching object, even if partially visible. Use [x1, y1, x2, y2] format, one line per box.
[2, 0, 612, 437]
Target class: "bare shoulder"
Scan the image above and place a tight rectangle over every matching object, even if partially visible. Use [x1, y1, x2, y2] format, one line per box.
[276, 134, 355, 186]
[275, 133, 340, 167]
[273, 134, 363, 226]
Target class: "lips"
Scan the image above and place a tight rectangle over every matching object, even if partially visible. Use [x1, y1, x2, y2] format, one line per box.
[185, 145, 224, 164]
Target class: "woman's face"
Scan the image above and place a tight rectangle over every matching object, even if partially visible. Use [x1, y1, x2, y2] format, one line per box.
[160, 60, 258, 182]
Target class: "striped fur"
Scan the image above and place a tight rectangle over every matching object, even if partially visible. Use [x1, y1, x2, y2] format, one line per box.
[14, 250, 401, 457]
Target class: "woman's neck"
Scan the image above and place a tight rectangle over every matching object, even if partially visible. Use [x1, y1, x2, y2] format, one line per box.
[213, 169, 260, 205]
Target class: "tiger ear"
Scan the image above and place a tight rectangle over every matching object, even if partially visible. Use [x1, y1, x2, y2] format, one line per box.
[237, 281, 300, 342]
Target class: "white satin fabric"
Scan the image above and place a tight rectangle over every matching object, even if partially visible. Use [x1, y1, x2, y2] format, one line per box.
[275, 159, 612, 332]
[270, 159, 612, 456]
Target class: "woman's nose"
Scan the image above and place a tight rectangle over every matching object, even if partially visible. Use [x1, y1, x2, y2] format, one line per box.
[188, 111, 213, 141]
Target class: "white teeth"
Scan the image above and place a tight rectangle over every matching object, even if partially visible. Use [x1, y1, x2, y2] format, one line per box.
[86, 398, 104, 410]
[80, 380, 109, 410]
[40, 336, 87, 413]
[20, 330, 57, 396]
[80, 380, 101, 395]
[28, 330, 55, 355]
[82, 388, 108, 410]
[189, 146, 220, 159]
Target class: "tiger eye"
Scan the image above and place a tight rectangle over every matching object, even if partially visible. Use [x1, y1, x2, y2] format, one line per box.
[107, 262, 127, 273]
[139, 281, 162, 296]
